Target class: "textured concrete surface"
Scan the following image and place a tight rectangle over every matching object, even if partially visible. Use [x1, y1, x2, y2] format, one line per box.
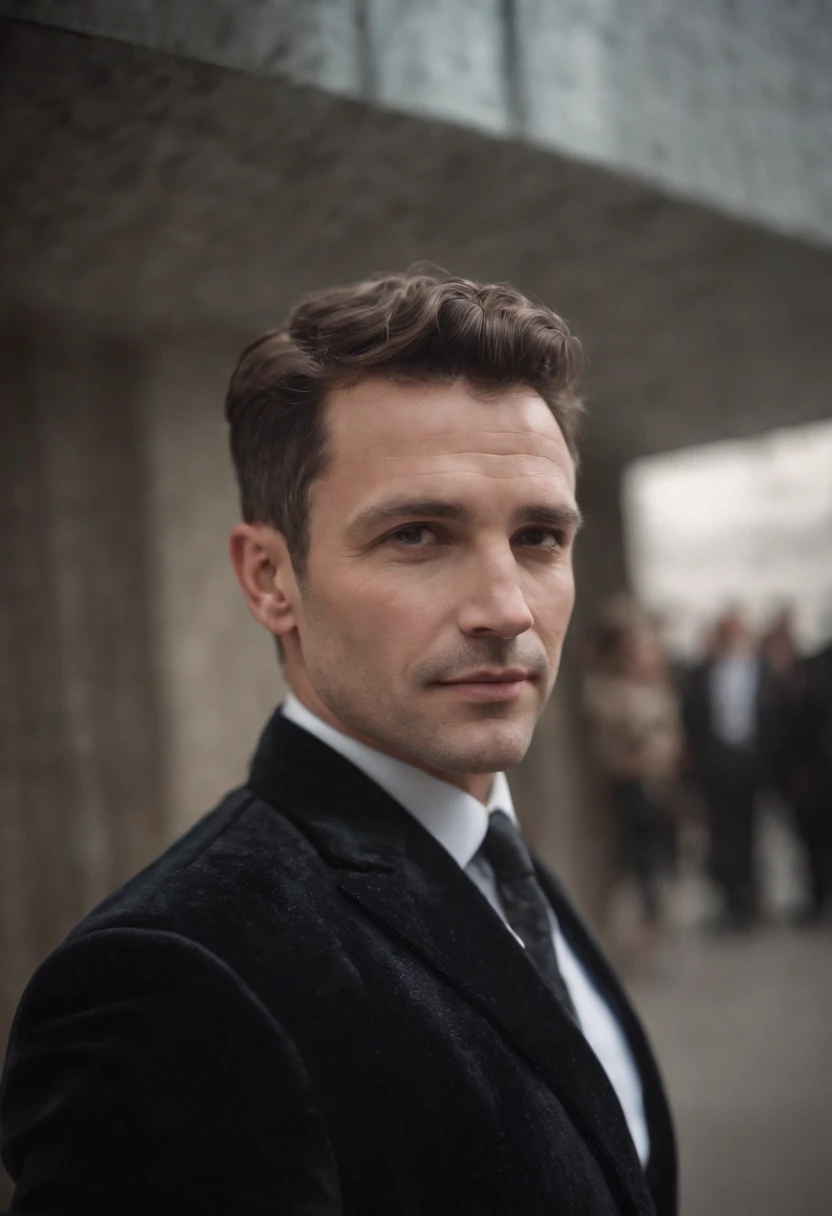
[3, 21, 832, 468]
[517, 0, 832, 247]
[629, 926, 832, 1216]
[0, 329, 174, 1208]
[3, 1, 832, 244]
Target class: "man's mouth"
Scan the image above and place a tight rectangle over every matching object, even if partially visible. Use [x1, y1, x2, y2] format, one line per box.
[435, 670, 534, 701]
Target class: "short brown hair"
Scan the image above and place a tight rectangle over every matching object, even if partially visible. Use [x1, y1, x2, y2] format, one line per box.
[225, 273, 584, 571]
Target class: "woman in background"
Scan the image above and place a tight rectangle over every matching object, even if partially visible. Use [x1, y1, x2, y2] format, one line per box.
[584, 604, 683, 953]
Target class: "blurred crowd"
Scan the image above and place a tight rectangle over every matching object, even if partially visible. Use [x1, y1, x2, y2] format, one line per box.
[582, 598, 832, 949]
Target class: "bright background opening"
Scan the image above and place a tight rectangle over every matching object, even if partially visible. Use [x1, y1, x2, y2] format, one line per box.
[623, 419, 832, 658]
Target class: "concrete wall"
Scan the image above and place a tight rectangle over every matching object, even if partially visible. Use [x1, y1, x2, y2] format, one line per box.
[4, 20, 832, 464]
[4, 0, 832, 245]
[141, 335, 288, 832]
[0, 324, 170, 1063]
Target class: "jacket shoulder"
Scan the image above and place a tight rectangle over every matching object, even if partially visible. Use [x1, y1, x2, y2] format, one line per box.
[66, 785, 329, 949]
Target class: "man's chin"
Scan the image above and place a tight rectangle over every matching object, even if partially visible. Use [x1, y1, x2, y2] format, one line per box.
[425, 721, 535, 775]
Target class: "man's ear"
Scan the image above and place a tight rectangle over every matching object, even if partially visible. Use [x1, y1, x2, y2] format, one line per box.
[229, 523, 298, 639]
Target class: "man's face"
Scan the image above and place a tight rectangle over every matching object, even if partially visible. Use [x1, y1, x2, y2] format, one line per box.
[718, 611, 755, 656]
[284, 377, 579, 782]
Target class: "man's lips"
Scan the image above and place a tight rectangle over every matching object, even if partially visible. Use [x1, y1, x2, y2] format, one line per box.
[433, 671, 535, 701]
[439, 670, 534, 684]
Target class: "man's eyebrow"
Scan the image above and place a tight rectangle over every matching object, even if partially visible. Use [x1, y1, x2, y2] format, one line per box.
[512, 503, 584, 532]
[346, 498, 469, 539]
[346, 497, 583, 539]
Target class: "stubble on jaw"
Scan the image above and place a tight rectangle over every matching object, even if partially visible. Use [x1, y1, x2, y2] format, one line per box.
[363, 695, 543, 776]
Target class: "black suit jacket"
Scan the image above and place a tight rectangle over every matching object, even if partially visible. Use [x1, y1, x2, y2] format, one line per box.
[1, 711, 676, 1215]
[682, 657, 768, 777]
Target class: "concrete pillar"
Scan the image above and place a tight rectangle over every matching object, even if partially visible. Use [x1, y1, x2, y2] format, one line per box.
[0, 318, 170, 1077]
[142, 332, 287, 834]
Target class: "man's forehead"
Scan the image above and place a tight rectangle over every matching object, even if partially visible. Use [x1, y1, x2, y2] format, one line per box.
[326, 377, 572, 463]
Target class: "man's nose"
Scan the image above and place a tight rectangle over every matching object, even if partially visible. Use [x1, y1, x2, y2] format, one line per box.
[457, 557, 534, 640]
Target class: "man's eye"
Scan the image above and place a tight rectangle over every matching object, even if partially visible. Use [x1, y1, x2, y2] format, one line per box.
[389, 525, 432, 547]
[518, 528, 563, 549]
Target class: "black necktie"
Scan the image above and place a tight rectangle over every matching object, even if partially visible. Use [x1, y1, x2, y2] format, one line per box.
[480, 810, 579, 1024]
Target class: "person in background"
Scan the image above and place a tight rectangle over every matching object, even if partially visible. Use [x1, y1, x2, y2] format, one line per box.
[760, 609, 806, 803]
[805, 635, 832, 918]
[583, 603, 683, 954]
[759, 610, 818, 916]
[768, 617, 832, 921]
[683, 609, 764, 929]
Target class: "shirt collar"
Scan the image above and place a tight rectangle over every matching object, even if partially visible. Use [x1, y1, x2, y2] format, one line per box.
[281, 694, 516, 869]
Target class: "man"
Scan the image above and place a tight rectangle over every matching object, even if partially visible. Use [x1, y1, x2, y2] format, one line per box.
[1, 275, 676, 1214]
[760, 611, 832, 921]
[797, 635, 832, 918]
[683, 608, 764, 927]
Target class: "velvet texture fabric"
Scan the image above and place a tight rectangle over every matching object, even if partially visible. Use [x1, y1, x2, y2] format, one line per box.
[1, 711, 677, 1215]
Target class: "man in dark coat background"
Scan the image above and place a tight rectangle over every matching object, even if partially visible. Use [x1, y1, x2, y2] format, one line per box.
[799, 637, 832, 917]
[0, 275, 676, 1214]
[683, 610, 767, 928]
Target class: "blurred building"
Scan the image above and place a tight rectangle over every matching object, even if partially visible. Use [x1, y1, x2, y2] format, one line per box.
[2, 0, 832, 1112]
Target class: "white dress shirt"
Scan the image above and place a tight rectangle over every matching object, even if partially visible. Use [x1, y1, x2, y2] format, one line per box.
[282, 695, 650, 1166]
[710, 655, 760, 747]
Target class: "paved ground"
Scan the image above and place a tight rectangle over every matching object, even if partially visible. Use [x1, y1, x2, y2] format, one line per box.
[626, 815, 832, 1216]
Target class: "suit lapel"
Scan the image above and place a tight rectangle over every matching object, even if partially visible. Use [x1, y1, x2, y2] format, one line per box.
[248, 711, 655, 1216]
[338, 839, 654, 1216]
[537, 866, 678, 1216]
